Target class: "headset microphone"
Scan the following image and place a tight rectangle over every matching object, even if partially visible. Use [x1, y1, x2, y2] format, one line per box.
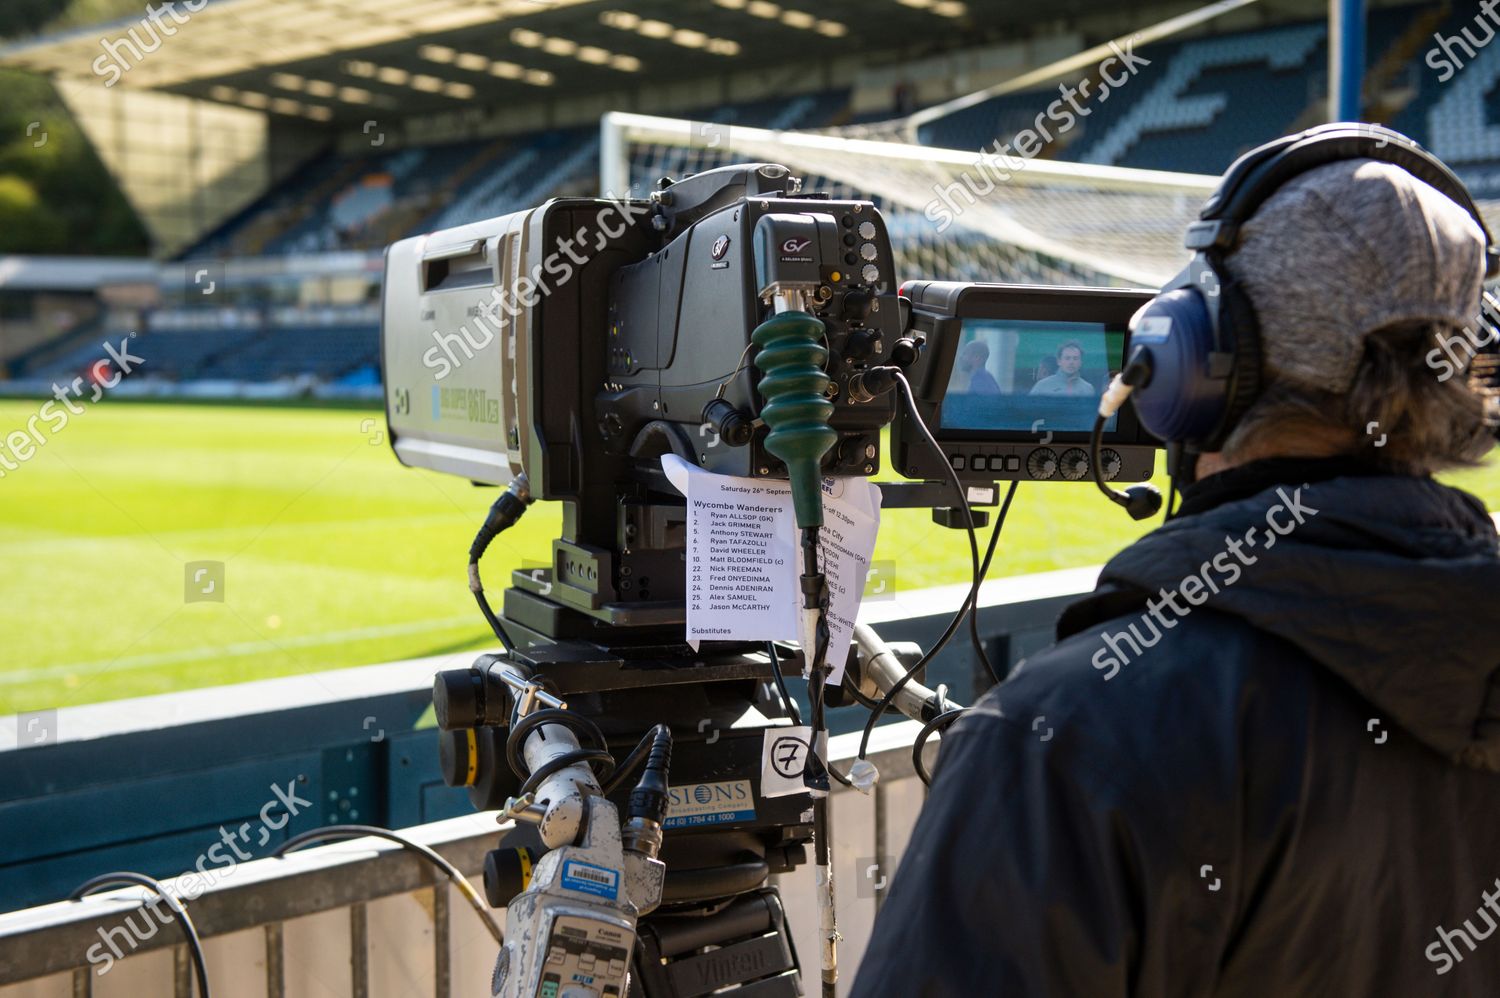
[1093, 358, 1162, 520]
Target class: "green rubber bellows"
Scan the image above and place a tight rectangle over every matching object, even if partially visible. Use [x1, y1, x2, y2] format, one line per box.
[752, 310, 836, 528]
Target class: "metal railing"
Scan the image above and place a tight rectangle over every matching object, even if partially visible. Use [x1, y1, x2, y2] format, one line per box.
[0, 721, 933, 998]
[0, 569, 1101, 996]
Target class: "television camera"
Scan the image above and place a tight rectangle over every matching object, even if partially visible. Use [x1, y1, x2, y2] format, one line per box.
[380, 162, 1159, 997]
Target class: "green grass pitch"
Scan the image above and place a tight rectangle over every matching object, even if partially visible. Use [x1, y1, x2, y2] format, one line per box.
[2, 399, 1497, 714]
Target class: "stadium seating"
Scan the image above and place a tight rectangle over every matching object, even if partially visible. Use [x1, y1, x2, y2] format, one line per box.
[915, 6, 1432, 177]
[94, 8, 1500, 398]
[180, 89, 851, 263]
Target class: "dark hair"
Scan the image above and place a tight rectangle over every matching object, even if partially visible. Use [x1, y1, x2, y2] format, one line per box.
[1056, 339, 1083, 359]
[1223, 321, 1493, 474]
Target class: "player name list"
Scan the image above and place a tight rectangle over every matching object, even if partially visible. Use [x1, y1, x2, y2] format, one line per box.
[687, 487, 788, 622]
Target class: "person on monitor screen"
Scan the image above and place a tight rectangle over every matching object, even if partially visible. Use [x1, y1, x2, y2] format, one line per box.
[956, 339, 1000, 394]
[1028, 339, 1094, 396]
[852, 156, 1500, 995]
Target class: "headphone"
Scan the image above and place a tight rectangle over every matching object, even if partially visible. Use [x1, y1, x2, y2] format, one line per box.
[1125, 122, 1500, 457]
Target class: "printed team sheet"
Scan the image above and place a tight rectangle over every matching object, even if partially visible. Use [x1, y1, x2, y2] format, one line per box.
[661, 454, 881, 684]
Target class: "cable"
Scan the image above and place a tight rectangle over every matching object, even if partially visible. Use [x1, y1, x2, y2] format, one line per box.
[519, 749, 617, 797]
[766, 640, 803, 725]
[857, 487, 1011, 760]
[71, 872, 211, 997]
[800, 531, 842, 998]
[467, 475, 534, 655]
[967, 480, 1018, 687]
[601, 724, 669, 797]
[273, 825, 504, 945]
[801, 526, 848, 789]
[1091, 367, 1162, 521]
[857, 372, 998, 760]
[911, 708, 967, 788]
[472, 586, 514, 655]
[504, 708, 613, 788]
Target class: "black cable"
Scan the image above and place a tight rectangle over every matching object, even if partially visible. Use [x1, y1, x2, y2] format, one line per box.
[468, 478, 533, 655]
[519, 749, 617, 796]
[967, 480, 1018, 688]
[504, 708, 609, 781]
[798, 526, 842, 997]
[601, 724, 668, 797]
[71, 872, 211, 997]
[766, 640, 803, 725]
[912, 708, 967, 788]
[858, 373, 997, 760]
[273, 824, 504, 945]
[802, 526, 849, 789]
[472, 586, 514, 655]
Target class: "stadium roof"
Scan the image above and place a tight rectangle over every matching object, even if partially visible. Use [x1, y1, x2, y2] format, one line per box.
[0, 0, 1211, 124]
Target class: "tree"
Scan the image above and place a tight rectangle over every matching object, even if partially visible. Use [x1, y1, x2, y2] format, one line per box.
[0, 69, 149, 255]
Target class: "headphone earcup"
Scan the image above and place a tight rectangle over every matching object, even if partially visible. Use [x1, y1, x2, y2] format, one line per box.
[1204, 276, 1263, 450]
[1127, 287, 1230, 443]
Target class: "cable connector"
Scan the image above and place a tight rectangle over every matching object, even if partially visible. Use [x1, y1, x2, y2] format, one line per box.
[847, 365, 901, 403]
[468, 474, 533, 572]
[468, 474, 533, 653]
[623, 724, 673, 860]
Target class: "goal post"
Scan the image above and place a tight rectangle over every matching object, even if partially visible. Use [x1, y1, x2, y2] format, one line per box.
[599, 110, 1218, 288]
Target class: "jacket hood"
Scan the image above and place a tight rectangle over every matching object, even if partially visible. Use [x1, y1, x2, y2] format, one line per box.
[1060, 471, 1500, 770]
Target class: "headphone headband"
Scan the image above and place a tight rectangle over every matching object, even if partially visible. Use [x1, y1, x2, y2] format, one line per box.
[1186, 123, 1499, 277]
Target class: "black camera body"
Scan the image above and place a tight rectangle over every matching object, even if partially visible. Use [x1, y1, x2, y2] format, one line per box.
[600, 191, 902, 484]
[384, 165, 907, 631]
[384, 167, 1172, 951]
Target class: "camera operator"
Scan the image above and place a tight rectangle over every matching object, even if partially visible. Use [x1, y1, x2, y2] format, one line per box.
[852, 155, 1500, 994]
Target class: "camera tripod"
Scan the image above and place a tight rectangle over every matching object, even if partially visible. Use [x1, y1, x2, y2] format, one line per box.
[436, 579, 823, 997]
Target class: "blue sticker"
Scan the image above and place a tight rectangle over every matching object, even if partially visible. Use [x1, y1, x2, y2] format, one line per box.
[561, 861, 619, 900]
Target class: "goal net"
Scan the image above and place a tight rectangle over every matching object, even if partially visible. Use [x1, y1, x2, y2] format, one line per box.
[600, 112, 1218, 289]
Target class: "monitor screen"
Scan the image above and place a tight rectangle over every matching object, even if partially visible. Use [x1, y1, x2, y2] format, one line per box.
[938, 318, 1125, 435]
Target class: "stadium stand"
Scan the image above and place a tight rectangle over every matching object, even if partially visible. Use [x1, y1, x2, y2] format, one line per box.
[8, 3, 1490, 401]
[181, 89, 850, 262]
[179, 7, 1470, 275]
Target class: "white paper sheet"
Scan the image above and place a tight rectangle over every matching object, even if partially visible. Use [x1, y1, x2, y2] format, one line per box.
[662, 454, 880, 683]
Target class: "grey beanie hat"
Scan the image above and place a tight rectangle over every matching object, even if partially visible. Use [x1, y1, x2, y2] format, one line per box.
[1222, 158, 1488, 393]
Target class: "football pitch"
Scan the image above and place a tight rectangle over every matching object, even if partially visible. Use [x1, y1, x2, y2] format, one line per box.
[3, 399, 1497, 714]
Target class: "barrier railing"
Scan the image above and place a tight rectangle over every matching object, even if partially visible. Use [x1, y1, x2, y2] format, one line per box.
[0, 568, 1101, 996]
[0, 720, 932, 998]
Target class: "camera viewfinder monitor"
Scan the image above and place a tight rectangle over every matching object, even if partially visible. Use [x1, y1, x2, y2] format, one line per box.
[893, 282, 1161, 484]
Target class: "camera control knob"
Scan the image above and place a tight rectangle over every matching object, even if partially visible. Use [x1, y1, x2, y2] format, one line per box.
[1099, 448, 1123, 481]
[1059, 448, 1090, 481]
[1026, 448, 1058, 480]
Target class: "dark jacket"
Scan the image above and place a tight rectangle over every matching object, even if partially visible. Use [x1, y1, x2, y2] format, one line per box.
[852, 459, 1500, 996]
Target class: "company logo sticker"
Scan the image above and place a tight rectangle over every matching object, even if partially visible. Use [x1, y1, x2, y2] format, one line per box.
[663, 779, 756, 828]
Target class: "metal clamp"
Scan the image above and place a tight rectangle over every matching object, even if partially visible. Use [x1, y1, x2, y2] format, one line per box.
[484, 664, 567, 719]
[501, 793, 547, 826]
